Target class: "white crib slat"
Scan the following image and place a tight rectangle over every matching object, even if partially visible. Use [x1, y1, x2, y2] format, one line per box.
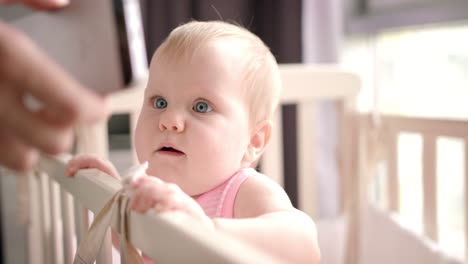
[346, 115, 367, 264]
[76, 122, 109, 158]
[262, 107, 284, 186]
[297, 102, 317, 218]
[75, 117, 113, 263]
[49, 180, 64, 264]
[38, 172, 52, 264]
[73, 200, 113, 264]
[130, 109, 141, 165]
[337, 101, 349, 213]
[73, 201, 89, 245]
[465, 140, 468, 264]
[422, 135, 438, 241]
[27, 171, 45, 264]
[387, 130, 399, 212]
[60, 190, 76, 264]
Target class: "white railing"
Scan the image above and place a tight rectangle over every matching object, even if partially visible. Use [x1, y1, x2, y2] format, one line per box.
[262, 64, 360, 219]
[358, 114, 468, 263]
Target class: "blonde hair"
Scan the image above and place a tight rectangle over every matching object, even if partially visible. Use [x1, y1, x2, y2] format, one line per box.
[152, 20, 281, 126]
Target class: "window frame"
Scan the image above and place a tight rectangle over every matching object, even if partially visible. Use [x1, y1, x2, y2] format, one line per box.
[345, 0, 468, 34]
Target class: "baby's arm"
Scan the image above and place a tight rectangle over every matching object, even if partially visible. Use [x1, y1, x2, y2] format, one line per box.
[130, 174, 319, 263]
[213, 175, 320, 264]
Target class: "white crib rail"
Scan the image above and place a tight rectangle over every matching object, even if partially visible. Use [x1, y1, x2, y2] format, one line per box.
[29, 154, 278, 264]
[261, 64, 361, 264]
[358, 114, 468, 263]
[262, 64, 360, 220]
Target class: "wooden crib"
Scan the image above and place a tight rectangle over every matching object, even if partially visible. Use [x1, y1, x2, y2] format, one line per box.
[1, 64, 465, 264]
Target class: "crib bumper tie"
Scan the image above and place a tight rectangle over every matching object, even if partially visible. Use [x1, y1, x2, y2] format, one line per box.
[73, 163, 148, 264]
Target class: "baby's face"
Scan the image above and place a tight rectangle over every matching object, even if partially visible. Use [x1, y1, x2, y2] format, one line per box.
[134, 40, 253, 196]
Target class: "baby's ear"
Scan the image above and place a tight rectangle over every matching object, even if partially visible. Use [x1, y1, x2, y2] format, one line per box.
[244, 120, 272, 164]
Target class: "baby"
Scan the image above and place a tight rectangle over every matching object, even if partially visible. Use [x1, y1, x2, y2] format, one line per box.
[66, 21, 320, 263]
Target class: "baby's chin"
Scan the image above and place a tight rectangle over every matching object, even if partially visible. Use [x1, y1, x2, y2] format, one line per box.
[144, 167, 192, 192]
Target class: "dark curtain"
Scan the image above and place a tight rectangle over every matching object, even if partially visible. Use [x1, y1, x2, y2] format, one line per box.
[140, 0, 302, 207]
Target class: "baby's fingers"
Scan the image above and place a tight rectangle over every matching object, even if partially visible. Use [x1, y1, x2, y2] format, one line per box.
[129, 181, 184, 213]
[129, 184, 159, 213]
[66, 154, 120, 179]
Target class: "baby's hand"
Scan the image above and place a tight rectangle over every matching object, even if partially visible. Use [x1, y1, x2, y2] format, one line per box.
[129, 176, 214, 230]
[65, 154, 120, 180]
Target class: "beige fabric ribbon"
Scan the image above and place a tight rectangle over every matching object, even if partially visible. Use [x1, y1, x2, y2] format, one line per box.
[73, 162, 148, 264]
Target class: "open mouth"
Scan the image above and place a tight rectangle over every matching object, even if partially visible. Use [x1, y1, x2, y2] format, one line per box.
[158, 146, 184, 155]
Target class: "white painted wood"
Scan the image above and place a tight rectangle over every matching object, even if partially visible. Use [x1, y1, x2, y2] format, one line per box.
[279, 64, 360, 104]
[27, 171, 44, 264]
[337, 99, 359, 214]
[277, 64, 361, 262]
[346, 114, 367, 264]
[276, 64, 360, 214]
[387, 131, 399, 212]
[38, 172, 52, 264]
[422, 135, 438, 242]
[60, 190, 75, 264]
[379, 115, 468, 242]
[75, 116, 112, 263]
[261, 107, 284, 186]
[336, 101, 348, 213]
[49, 180, 64, 264]
[109, 80, 145, 114]
[383, 116, 468, 138]
[37, 155, 278, 263]
[130, 109, 140, 165]
[75, 122, 109, 158]
[465, 140, 468, 264]
[73, 201, 88, 246]
[297, 102, 317, 218]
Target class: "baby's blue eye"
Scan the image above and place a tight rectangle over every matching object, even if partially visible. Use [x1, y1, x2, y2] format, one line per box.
[193, 101, 212, 113]
[153, 97, 167, 109]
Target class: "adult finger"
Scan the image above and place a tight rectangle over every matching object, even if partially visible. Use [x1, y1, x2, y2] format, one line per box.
[0, 22, 108, 125]
[23, 0, 69, 10]
[0, 128, 39, 171]
[0, 84, 73, 154]
[1, 0, 69, 10]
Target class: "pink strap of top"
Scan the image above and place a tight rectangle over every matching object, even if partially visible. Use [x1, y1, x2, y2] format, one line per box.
[195, 168, 254, 219]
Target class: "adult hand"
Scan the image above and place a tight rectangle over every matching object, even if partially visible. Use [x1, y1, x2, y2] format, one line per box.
[0, 2, 108, 171]
[0, 0, 69, 10]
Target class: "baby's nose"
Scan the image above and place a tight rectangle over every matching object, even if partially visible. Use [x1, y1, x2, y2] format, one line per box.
[158, 112, 185, 132]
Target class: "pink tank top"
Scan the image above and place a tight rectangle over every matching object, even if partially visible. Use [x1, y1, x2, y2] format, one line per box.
[195, 168, 254, 218]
